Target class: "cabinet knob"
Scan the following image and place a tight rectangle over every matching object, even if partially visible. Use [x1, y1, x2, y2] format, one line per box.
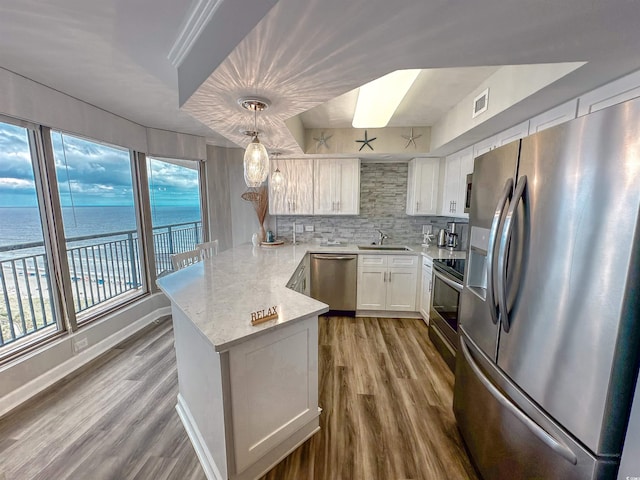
[416, 202, 420, 211]
[389, 272, 392, 283]
[383, 272, 387, 282]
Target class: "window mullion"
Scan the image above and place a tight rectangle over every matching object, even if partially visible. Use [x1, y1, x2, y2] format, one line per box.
[130, 152, 156, 294]
[198, 160, 210, 245]
[36, 127, 78, 332]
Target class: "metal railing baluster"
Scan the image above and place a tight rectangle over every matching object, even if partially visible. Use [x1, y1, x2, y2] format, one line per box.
[21, 258, 37, 332]
[10, 261, 25, 339]
[0, 220, 200, 348]
[34, 255, 48, 327]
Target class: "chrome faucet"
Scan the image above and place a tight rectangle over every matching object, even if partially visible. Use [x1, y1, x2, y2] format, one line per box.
[377, 229, 389, 245]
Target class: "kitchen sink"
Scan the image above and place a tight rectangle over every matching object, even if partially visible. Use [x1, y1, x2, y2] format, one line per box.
[357, 245, 413, 251]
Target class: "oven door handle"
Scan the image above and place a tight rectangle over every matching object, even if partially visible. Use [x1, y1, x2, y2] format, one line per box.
[433, 269, 463, 292]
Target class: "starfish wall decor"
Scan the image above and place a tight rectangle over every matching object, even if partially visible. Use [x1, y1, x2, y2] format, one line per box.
[401, 128, 422, 149]
[313, 131, 333, 152]
[355, 130, 377, 151]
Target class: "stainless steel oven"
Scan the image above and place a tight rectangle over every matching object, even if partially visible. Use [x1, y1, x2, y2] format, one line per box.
[429, 258, 465, 371]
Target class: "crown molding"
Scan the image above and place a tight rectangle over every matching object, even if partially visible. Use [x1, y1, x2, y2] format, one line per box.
[168, 0, 225, 68]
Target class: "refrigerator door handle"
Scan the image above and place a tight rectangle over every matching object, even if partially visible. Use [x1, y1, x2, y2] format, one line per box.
[459, 335, 578, 465]
[486, 178, 514, 325]
[497, 175, 527, 333]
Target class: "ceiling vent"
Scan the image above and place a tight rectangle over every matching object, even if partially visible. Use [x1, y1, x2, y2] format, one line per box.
[472, 88, 489, 118]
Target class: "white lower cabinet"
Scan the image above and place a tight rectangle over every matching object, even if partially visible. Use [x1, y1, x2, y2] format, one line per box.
[357, 255, 418, 312]
[420, 257, 433, 321]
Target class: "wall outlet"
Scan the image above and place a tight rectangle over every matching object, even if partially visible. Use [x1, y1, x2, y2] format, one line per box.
[295, 223, 304, 233]
[305, 225, 314, 232]
[73, 336, 88, 353]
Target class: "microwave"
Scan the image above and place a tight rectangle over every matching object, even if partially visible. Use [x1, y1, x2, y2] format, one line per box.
[464, 173, 473, 213]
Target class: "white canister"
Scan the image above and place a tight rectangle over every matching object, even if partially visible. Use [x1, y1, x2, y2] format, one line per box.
[251, 233, 259, 246]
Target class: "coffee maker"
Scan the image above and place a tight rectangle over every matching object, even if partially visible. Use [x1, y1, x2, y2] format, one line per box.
[446, 221, 467, 250]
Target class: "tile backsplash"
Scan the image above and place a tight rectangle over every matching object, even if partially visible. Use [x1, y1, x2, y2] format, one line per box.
[273, 162, 467, 246]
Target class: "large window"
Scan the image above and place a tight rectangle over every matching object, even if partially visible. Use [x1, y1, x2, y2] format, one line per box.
[147, 157, 202, 274]
[0, 121, 59, 350]
[51, 131, 145, 318]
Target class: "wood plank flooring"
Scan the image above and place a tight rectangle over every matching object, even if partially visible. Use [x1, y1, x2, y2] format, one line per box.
[0, 316, 479, 480]
[259, 316, 479, 480]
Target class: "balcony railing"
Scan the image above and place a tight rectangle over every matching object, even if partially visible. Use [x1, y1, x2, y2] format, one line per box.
[0, 220, 201, 349]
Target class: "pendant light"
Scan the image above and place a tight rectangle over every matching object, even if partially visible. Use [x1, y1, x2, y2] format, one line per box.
[270, 152, 284, 191]
[239, 97, 270, 187]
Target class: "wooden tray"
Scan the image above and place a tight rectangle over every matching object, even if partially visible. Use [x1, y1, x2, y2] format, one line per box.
[260, 240, 284, 247]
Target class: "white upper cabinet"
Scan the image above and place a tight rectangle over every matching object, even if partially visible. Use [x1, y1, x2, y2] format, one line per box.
[472, 121, 530, 159]
[577, 69, 640, 117]
[269, 158, 313, 215]
[313, 158, 360, 215]
[406, 158, 440, 215]
[496, 120, 530, 147]
[528, 99, 578, 135]
[440, 146, 473, 218]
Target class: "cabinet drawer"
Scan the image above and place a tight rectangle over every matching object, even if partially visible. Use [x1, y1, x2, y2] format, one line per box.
[388, 255, 417, 268]
[422, 256, 433, 268]
[358, 255, 387, 267]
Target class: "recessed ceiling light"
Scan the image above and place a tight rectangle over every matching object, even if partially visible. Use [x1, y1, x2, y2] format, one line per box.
[352, 69, 421, 128]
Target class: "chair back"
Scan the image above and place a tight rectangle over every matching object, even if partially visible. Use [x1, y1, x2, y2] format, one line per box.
[171, 249, 201, 270]
[197, 239, 219, 259]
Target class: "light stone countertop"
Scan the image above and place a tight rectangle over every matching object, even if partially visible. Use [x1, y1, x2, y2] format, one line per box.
[157, 242, 466, 352]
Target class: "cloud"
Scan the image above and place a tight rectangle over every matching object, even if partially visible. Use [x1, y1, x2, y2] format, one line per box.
[1, 124, 201, 208]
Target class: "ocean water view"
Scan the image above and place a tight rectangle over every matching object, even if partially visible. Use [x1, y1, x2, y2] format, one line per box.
[0, 205, 201, 249]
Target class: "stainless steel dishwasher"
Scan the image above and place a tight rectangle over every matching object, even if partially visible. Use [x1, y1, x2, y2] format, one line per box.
[310, 254, 357, 311]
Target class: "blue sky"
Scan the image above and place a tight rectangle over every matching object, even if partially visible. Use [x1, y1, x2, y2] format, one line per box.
[0, 122, 200, 208]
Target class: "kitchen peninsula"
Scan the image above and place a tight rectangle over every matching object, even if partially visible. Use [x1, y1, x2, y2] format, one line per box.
[157, 242, 465, 480]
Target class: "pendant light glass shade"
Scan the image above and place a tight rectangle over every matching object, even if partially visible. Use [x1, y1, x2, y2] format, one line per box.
[244, 135, 269, 187]
[271, 167, 284, 191]
[239, 96, 271, 188]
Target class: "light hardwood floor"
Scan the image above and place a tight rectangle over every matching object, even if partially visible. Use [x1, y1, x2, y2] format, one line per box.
[0, 316, 479, 480]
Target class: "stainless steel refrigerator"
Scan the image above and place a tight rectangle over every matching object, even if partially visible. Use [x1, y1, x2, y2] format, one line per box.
[454, 98, 640, 480]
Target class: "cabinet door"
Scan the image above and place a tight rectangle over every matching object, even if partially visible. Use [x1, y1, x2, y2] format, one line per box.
[386, 267, 417, 311]
[335, 159, 360, 215]
[441, 154, 460, 216]
[406, 159, 417, 215]
[289, 159, 313, 215]
[473, 135, 497, 159]
[407, 158, 439, 215]
[495, 120, 529, 147]
[313, 159, 334, 214]
[357, 267, 386, 310]
[528, 100, 577, 135]
[420, 264, 433, 320]
[415, 158, 439, 215]
[577, 69, 640, 117]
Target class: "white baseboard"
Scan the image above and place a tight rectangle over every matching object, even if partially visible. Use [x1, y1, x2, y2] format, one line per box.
[356, 310, 422, 319]
[176, 394, 225, 480]
[0, 305, 171, 419]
